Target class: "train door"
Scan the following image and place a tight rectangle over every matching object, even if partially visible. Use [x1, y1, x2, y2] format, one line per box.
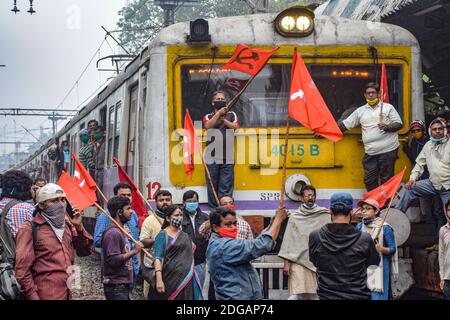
[126, 85, 138, 178]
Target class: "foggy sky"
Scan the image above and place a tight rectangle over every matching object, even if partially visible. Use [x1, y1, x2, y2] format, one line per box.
[0, 0, 128, 154]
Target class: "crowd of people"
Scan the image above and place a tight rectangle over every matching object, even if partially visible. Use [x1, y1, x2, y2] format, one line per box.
[0, 83, 450, 301]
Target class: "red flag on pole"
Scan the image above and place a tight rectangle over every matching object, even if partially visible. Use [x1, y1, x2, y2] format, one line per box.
[71, 152, 97, 203]
[220, 44, 279, 76]
[183, 109, 201, 178]
[288, 49, 343, 142]
[113, 157, 148, 228]
[380, 63, 390, 103]
[363, 167, 406, 207]
[57, 171, 95, 211]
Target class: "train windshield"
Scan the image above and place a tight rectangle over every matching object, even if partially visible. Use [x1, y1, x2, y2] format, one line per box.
[181, 64, 403, 128]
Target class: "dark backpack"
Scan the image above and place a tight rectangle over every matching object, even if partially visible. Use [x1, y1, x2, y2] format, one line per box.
[0, 200, 21, 300]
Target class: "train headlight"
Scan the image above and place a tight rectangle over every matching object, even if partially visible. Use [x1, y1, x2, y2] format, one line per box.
[274, 6, 315, 37]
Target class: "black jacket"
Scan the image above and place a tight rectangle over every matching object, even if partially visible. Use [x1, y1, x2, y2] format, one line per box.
[402, 136, 429, 179]
[309, 223, 380, 300]
[182, 208, 209, 265]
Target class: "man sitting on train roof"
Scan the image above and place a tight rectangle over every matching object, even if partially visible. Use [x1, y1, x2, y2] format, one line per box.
[396, 118, 450, 252]
[202, 90, 240, 208]
[338, 82, 403, 192]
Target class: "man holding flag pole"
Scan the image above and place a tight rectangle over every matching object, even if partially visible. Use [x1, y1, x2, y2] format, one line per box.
[338, 66, 403, 192]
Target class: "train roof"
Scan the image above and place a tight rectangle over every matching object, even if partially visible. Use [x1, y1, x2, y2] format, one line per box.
[149, 11, 419, 49]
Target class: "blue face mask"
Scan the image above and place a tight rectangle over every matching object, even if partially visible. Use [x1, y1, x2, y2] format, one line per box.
[185, 202, 199, 213]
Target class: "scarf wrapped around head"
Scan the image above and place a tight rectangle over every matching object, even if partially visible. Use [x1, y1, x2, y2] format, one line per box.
[41, 202, 66, 242]
[428, 118, 448, 144]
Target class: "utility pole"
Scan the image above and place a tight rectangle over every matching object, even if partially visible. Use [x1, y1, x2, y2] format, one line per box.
[155, 0, 200, 26]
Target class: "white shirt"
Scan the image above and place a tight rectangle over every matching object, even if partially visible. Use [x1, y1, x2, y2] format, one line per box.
[343, 102, 402, 155]
[410, 138, 450, 190]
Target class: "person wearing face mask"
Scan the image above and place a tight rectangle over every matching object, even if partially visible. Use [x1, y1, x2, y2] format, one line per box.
[278, 185, 330, 300]
[403, 120, 443, 251]
[338, 83, 403, 191]
[152, 205, 203, 300]
[396, 118, 450, 250]
[78, 128, 95, 174]
[102, 196, 143, 300]
[206, 206, 288, 300]
[356, 199, 398, 300]
[181, 190, 209, 288]
[140, 190, 172, 299]
[203, 90, 240, 208]
[15, 183, 93, 300]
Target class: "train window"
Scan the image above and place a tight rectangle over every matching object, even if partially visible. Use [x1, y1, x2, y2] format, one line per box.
[181, 64, 403, 128]
[100, 106, 107, 128]
[79, 123, 85, 130]
[107, 106, 115, 166]
[114, 102, 122, 159]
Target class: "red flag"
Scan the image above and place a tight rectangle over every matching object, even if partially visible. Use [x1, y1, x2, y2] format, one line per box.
[220, 44, 279, 76]
[183, 109, 201, 178]
[363, 167, 406, 207]
[288, 49, 343, 142]
[380, 63, 390, 103]
[113, 157, 148, 228]
[72, 153, 97, 203]
[57, 171, 95, 211]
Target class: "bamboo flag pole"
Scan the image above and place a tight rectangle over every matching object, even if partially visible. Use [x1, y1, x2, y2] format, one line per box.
[226, 74, 257, 112]
[93, 202, 153, 258]
[373, 194, 396, 241]
[279, 115, 291, 209]
[202, 153, 220, 206]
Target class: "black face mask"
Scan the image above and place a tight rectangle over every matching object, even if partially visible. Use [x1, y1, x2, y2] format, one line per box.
[213, 100, 227, 109]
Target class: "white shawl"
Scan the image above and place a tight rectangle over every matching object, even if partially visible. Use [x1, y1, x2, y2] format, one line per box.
[362, 217, 399, 293]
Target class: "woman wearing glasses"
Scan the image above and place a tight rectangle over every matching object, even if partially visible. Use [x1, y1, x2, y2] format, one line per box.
[357, 199, 398, 300]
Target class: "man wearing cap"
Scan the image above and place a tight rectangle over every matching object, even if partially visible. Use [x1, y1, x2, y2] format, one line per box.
[15, 183, 93, 300]
[402, 120, 443, 251]
[396, 118, 450, 252]
[309, 192, 380, 300]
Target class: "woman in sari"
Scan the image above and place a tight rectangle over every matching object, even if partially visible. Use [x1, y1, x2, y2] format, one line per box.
[153, 205, 202, 300]
[357, 199, 398, 300]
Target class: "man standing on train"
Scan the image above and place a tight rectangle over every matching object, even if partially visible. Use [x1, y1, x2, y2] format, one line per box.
[203, 91, 240, 208]
[338, 83, 403, 191]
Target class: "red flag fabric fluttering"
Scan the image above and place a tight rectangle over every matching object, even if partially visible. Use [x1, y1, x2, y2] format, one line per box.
[220, 44, 279, 76]
[57, 171, 95, 211]
[72, 152, 97, 203]
[288, 49, 343, 142]
[363, 167, 406, 207]
[113, 157, 148, 228]
[183, 109, 201, 178]
[380, 63, 390, 103]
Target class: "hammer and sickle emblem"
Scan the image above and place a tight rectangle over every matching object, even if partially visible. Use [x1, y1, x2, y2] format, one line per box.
[229, 48, 260, 70]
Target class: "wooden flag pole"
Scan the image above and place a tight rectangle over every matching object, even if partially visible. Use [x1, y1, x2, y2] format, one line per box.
[202, 153, 220, 206]
[226, 74, 257, 112]
[373, 194, 396, 241]
[279, 115, 291, 208]
[94, 203, 153, 259]
[96, 185, 109, 204]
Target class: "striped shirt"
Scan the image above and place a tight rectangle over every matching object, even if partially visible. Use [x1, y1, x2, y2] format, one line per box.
[0, 197, 34, 238]
[78, 141, 96, 170]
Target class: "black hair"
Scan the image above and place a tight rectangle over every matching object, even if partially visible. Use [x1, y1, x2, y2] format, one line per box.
[212, 90, 226, 99]
[96, 126, 105, 132]
[33, 177, 47, 185]
[219, 194, 234, 202]
[155, 190, 172, 201]
[107, 196, 131, 218]
[113, 182, 132, 195]
[88, 119, 98, 126]
[364, 82, 380, 93]
[300, 185, 316, 197]
[161, 204, 182, 229]
[446, 199, 450, 211]
[330, 205, 352, 216]
[209, 207, 236, 229]
[0, 170, 33, 201]
[182, 190, 198, 202]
